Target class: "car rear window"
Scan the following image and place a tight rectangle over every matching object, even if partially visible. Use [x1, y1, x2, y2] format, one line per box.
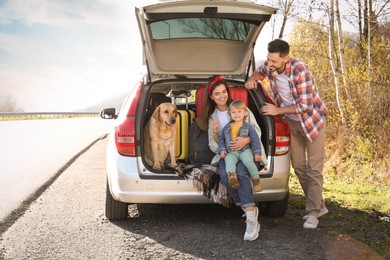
[150, 18, 253, 41]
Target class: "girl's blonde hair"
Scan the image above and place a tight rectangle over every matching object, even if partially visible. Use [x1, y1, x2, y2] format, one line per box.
[228, 100, 248, 120]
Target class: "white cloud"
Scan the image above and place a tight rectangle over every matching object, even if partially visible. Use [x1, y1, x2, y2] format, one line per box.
[0, 0, 134, 29]
[0, 32, 39, 57]
[0, 1, 154, 111]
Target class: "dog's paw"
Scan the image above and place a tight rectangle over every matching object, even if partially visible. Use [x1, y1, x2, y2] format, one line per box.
[153, 164, 162, 170]
[169, 163, 177, 169]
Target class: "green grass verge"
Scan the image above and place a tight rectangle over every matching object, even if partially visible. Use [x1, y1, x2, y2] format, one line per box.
[289, 168, 390, 259]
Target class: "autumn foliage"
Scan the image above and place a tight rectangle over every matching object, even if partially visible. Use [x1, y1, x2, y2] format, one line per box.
[288, 21, 389, 187]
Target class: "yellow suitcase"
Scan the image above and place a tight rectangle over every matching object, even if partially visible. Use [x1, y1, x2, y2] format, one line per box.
[175, 110, 195, 159]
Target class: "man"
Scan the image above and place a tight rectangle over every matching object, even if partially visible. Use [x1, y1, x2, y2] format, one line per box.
[245, 39, 328, 229]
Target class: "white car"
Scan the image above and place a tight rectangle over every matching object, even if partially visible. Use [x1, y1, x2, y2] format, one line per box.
[101, 0, 290, 220]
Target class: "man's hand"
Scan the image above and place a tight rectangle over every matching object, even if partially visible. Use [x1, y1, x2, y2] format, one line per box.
[245, 71, 263, 89]
[220, 150, 227, 158]
[245, 78, 257, 89]
[254, 154, 261, 162]
[261, 103, 279, 116]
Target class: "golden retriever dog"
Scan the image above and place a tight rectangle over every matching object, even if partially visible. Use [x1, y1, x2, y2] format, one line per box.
[144, 102, 177, 170]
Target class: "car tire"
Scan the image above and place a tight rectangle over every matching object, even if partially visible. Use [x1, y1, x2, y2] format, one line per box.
[105, 181, 128, 220]
[260, 192, 289, 217]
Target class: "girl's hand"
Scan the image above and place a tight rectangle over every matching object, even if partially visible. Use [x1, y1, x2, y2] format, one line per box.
[229, 137, 250, 151]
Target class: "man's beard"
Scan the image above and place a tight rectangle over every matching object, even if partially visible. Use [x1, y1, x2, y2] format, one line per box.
[270, 63, 285, 73]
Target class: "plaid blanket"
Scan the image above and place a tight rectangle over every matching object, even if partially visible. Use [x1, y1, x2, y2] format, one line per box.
[172, 163, 232, 207]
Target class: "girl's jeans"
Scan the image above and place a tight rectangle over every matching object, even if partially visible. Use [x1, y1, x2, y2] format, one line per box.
[219, 159, 255, 209]
[225, 148, 259, 180]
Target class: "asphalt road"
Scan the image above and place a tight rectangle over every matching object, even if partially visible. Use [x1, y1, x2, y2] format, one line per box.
[0, 118, 110, 222]
[0, 138, 384, 260]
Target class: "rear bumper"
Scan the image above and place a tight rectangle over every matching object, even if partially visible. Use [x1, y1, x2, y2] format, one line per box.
[107, 138, 290, 204]
[109, 177, 289, 204]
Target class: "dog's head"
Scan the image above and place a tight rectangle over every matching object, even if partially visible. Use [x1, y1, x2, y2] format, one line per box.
[152, 102, 177, 126]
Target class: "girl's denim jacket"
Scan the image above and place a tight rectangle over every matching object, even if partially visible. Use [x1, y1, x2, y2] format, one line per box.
[218, 121, 262, 155]
[208, 108, 268, 166]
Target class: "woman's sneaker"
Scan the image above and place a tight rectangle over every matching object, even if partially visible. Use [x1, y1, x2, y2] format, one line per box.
[244, 207, 260, 241]
[228, 173, 240, 189]
[251, 178, 262, 193]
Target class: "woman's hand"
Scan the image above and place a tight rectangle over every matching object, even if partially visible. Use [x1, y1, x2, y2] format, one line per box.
[211, 120, 220, 142]
[229, 137, 250, 151]
[211, 120, 219, 135]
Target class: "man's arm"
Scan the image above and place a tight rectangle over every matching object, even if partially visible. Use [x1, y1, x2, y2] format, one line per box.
[245, 70, 265, 89]
[261, 103, 296, 116]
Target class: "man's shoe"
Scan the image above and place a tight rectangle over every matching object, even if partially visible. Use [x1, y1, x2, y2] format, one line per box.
[251, 178, 262, 193]
[303, 215, 319, 229]
[228, 173, 240, 189]
[244, 207, 260, 241]
[302, 207, 328, 220]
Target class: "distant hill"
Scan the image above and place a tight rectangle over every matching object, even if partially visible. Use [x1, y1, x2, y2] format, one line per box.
[74, 92, 128, 113]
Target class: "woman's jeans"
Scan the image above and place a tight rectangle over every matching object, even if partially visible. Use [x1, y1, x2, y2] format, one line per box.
[219, 159, 255, 209]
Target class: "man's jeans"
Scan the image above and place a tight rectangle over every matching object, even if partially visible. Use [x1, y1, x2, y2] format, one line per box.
[286, 118, 326, 216]
[219, 159, 255, 209]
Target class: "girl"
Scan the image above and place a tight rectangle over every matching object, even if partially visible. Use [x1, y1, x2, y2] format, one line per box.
[218, 100, 262, 193]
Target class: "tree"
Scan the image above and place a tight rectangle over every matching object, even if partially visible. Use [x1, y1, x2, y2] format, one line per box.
[277, 0, 296, 38]
[178, 18, 252, 40]
[335, 0, 353, 107]
[0, 95, 22, 112]
[328, 0, 346, 124]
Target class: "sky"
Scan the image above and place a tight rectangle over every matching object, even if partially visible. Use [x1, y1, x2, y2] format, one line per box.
[0, 0, 277, 112]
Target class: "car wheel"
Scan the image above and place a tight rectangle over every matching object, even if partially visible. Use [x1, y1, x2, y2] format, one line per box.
[105, 181, 128, 220]
[260, 192, 289, 217]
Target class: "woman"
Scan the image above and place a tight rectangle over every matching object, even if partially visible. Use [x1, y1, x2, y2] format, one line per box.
[201, 76, 267, 241]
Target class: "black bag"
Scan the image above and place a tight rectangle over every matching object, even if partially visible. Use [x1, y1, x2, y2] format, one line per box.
[188, 118, 215, 166]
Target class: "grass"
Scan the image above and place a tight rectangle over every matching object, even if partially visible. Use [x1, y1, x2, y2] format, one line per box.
[288, 163, 390, 259]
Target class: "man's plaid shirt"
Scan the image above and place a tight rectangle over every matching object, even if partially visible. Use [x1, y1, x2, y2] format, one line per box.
[256, 57, 328, 143]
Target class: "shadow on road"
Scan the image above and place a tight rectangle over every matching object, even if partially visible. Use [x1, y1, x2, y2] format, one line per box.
[110, 194, 388, 259]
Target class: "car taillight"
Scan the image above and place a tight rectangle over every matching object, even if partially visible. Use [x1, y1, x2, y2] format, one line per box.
[115, 83, 142, 157]
[274, 116, 290, 156]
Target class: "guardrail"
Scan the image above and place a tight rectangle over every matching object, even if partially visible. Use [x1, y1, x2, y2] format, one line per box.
[0, 112, 100, 121]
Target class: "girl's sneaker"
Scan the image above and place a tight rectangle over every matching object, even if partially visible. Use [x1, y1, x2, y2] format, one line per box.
[228, 173, 240, 189]
[251, 178, 262, 193]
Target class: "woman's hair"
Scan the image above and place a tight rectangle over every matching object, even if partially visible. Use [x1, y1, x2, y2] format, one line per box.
[200, 76, 232, 130]
[268, 38, 290, 57]
[228, 100, 247, 121]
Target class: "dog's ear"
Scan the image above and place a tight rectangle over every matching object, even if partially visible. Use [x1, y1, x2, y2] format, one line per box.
[152, 105, 160, 121]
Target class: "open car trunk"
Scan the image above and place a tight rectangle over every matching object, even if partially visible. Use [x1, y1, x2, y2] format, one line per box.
[138, 78, 275, 179]
[135, 0, 277, 81]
